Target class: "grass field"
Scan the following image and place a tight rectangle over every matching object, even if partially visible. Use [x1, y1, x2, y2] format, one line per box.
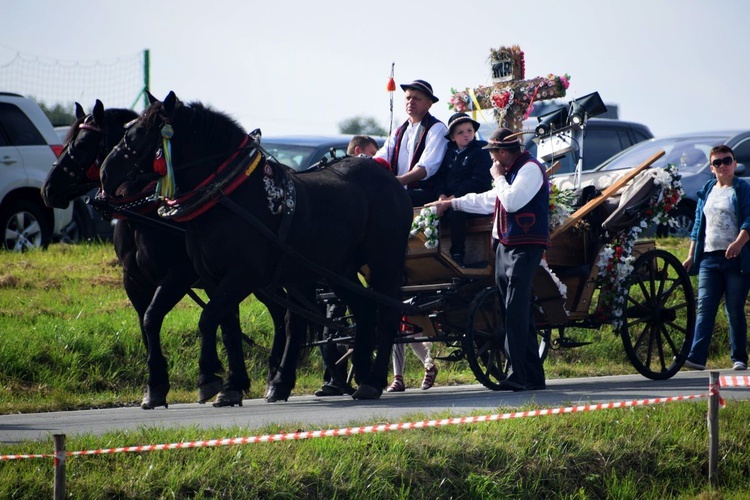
[1, 239, 749, 498]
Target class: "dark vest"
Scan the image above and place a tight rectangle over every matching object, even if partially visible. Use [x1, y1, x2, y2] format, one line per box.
[389, 113, 440, 180]
[495, 151, 550, 247]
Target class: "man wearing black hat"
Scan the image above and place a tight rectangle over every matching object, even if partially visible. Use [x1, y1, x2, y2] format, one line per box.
[427, 127, 549, 391]
[375, 79, 448, 207]
[432, 112, 493, 266]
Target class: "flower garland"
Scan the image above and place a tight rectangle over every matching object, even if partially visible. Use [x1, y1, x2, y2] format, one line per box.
[549, 181, 577, 230]
[410, 206, 440, 249]
[447, 74, 571, 121]
[593, 164, 684, 330]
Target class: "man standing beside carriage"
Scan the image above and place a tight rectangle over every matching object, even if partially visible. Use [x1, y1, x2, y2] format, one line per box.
[375, 78, 449, 391]
[428, 128, 549, 391]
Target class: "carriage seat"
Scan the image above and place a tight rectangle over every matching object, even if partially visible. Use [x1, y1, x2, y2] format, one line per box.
[601, 169, 662, 233]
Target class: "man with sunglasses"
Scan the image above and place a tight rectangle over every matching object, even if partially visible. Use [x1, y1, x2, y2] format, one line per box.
[682, 145, 750, 371]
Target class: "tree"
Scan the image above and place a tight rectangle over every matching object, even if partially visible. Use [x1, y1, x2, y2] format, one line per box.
[37, 101, 76, 127]
[338, 116, 387, 136]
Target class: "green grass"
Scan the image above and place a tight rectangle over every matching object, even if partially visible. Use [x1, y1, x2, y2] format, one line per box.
[1, 239, 749, 498]
[1, 402, 749, 498]
[0, 238, 737, 413]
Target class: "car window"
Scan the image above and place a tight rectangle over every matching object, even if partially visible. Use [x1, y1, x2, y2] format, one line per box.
[262, 144, 317, 170]
[581, 127, 627, 170]
[732, 138, 750, 177]
[632, 129, 651, 143]
[0, 103, 47, 146]
[598, 136, 729, 172]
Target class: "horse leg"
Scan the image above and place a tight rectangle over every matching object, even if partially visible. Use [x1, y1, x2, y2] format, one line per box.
[212, 306, 249, 407]
[255, 289, 288, 399]
[352, 272, 402, 400]
[265, 285, 315, 402]
[123, 277, 173, 410]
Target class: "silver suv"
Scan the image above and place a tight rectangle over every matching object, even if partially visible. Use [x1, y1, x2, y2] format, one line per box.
[0, 92, 72, 250]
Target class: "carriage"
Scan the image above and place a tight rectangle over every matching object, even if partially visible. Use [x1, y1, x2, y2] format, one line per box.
[315, 151, 696, 390]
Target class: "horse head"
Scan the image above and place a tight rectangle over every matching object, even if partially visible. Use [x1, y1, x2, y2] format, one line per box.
[42, 100, 138, 208]
[100, 91, 250, 205]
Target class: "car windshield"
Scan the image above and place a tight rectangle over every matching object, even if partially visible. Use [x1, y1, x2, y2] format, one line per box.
[597, 135, 731, 173]
[261, 143, 318, 170]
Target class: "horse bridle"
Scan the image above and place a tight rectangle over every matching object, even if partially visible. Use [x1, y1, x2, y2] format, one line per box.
[56, 117, 104, 182]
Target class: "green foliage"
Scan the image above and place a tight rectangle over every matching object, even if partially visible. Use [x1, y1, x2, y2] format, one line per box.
[36, 100, 76, 127]
[338, 115, 387, 136]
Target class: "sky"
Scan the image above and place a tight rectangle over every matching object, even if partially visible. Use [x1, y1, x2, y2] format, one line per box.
[2, 0, 748, 139]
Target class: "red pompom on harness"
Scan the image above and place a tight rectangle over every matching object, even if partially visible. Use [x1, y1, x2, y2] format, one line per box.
[153, 149, 167, 176]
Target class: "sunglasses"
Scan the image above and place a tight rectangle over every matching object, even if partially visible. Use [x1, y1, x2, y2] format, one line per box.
[711, 156, 734, 167]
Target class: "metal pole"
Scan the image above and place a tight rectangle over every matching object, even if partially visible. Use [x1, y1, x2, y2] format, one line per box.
[53, 434, 66, 500]
[708, 371, 719, 484]
[143, 49, 151, 109]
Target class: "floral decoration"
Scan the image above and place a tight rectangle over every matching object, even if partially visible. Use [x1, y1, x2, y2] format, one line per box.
[548, 182, 577, 230]
[410, 206, 440, 249]
[447, 74, 571, 131]
[593, 164, 684, 330]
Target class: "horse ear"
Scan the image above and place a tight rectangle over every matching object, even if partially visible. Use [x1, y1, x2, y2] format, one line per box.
[163, 91, 178, 116]
[93, 100, 105, 124]
[75, 102, 86, 120]
[249, 128, 262, 144]
[146, 90, 158, 105]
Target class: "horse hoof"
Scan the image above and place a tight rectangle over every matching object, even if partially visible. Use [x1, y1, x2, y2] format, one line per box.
[212, 389, 243, 407]
[352, 384, 382, 400]
[265, 385, 290, 403]
[198, 380, 223, 404]
[141, 384, 170, 410]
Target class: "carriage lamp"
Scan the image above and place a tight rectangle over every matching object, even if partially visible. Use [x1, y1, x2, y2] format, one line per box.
[535, 106, 569, 137]
[568, 91, 608, 126]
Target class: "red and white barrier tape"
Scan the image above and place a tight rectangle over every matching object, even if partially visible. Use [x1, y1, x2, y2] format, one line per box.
[0, 391, 717, 461]
[720, 375, 750, 387]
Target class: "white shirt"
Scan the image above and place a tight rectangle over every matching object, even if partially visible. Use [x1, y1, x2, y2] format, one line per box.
[451, 160, 544, 238]
[704, 185, 738, 252]
[376, 118, 448, 178]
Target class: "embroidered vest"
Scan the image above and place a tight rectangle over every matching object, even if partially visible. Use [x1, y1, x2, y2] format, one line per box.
[494, 152, 550, 247]
[389, 113, 440, 179]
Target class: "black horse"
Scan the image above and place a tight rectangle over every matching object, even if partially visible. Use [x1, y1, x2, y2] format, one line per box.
[41, 100, 288, 408]
[100, 91, 412, 401]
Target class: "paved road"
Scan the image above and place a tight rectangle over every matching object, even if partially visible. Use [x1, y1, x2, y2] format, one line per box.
[1, 370, 747, 444]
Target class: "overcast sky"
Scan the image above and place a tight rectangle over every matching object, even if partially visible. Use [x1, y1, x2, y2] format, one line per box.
[2, 0, 748, 138]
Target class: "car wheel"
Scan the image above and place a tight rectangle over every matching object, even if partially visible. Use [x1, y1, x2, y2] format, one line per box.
[58, 199, 94, 244]
[659, 204, 694, 239]
[0, 200, 52, 251]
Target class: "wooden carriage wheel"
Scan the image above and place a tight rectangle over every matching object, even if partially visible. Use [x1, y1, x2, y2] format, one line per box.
[464, 287, 550, 390]
[620, 249, 695, 380]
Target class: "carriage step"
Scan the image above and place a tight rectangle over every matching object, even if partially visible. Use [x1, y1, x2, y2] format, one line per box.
[434, 350, 464, 362]
[556, 338, 593, 349]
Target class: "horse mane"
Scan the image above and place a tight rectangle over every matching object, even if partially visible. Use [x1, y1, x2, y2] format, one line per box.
[63, 115, 85, 143]
[62, 107, 139, 144]
[105, 107, 139, 123]
[144, 99, 246, 155]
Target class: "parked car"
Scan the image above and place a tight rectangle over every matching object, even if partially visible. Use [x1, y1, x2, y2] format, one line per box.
[551, 130, 750, 237]
[259, 134, 386, 171]
[0, 92, 73, 250]
[479, 117, 653, 174]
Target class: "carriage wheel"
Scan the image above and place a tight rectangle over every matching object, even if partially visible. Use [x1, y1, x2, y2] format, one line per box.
[464, 287, 508, 390]
[620, 249, 695, 380]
